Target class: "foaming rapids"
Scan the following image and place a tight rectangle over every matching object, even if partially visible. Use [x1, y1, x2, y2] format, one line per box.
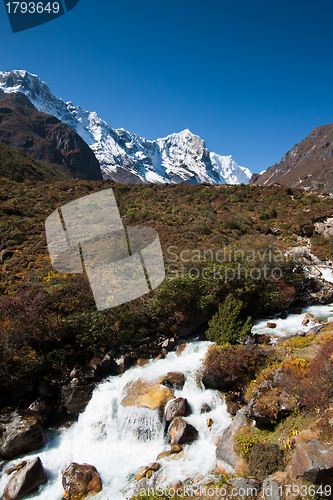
[117, 406, 164, 442]
[0, 341, 232, 500]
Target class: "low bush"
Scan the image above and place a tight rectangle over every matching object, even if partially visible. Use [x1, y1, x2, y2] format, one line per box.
[204, 344, 266, 390]
[293, 336, 333, 410]
[248, 442, 284, 479]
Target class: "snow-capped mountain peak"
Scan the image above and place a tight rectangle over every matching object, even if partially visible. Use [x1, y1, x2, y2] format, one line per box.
[0, 70, 251, 185]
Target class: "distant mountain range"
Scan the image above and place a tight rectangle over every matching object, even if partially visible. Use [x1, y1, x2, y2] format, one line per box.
[0, 70, 251, 185]
[250, 123, 333, 192]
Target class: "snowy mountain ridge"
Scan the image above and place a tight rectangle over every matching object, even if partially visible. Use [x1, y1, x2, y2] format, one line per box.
[0, 70, 251, 185]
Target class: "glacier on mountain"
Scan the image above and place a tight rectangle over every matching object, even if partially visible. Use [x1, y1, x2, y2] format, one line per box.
[0, 70, 251, 185]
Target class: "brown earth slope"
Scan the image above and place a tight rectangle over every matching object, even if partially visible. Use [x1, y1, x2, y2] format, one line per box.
[0, 92, 102, 181]
[250, 122, 333, 192]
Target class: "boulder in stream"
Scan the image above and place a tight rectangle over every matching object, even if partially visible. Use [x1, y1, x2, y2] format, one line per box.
[62, 462, 102, 500]
[169, 417, 198, 446]
[3, 456, 47, 500]
[160, 372, 185, 390]
[165, 397, 189, 421]
[0, 411, 45, 460]
[120, 379, 174, 411]
[61, 384, 95, 416]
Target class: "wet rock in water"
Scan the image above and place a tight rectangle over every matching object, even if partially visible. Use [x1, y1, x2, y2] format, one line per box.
[267, 323, 277, 329]
[61, 384, 95, 416]
[291, 440, 333, 485]
[120, 379, 174, 411]
[111, 354, 132, 374]
[247, 369, 297, 427]
[160, 372, 185, 390]
[3, 457, 47, 500]
[148, 462, 160, 471]
[165, 398, 189, 421]
[171, 444, 183, 453]
[135, 358, 149, 367]
[293, 307, 302, 315]
[135, 466, 150, 481]
[169, 417, 198, 446]
[5, 462, 27, 476]
[175, 344, 187, 356]
[156, 451, 172, 460]
[0, 411, 45, 460]
[207, 418, 213, 427]
[62, 462, 102, 500]
[200, 403, 211, 414]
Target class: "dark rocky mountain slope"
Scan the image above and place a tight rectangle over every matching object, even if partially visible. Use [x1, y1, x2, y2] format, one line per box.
[0, 92, 102, 181]
[250, 122, 333, 192]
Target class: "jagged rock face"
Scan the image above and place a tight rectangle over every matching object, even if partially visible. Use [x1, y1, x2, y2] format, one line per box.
[0, 92, 102, 180]
[250, 122, 333, 192]
[0, 70, 251, 185]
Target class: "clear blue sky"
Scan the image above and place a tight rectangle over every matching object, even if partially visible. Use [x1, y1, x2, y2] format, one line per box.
[1, 0, 333, 174]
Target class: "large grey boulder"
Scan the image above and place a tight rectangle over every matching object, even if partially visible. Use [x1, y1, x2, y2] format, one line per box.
[0, 411, 45, 460]
[3, 457, 47, 500]
[291, 440, 333, 485]
[215, 406, 249, 475]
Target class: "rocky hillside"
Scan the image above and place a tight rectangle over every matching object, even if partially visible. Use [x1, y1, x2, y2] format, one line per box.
[250, 122, 333, 192]
[0, 92, 102, 181]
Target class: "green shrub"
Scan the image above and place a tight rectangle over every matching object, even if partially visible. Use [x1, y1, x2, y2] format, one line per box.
[248, 442, 284, 479]
[234, 429, 259, 457]
[206, 294, 252, 344]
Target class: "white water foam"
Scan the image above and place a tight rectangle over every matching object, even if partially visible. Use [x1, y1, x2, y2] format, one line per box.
[0, 341, 231, 500]
[252, 303, 333, 338]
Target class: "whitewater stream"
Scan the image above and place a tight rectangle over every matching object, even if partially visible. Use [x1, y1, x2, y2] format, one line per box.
[1, 303, 333, 499]
[0, 341, 232, 500]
